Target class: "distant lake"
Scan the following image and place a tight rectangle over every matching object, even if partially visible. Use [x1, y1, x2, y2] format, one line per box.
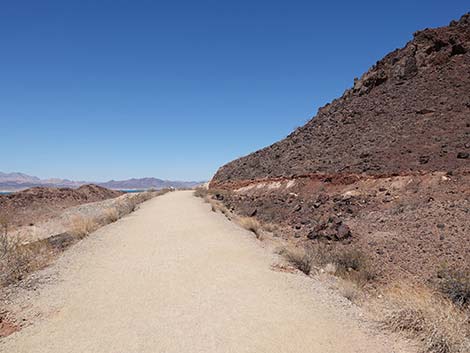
[119, 189, 146, 193]
[0, 191, 13, 195]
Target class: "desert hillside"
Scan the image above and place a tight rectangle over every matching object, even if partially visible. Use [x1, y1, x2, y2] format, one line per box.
[212, 14, 470, 184]
[209, 14, 470, 285]
[0, 185, 122, 228]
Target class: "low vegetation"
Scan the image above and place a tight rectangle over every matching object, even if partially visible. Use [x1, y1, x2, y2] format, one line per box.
[0, 189, 169, 288]
[198, 187, 470, 353]
[380, 284, 470, 353]
[195, 188, 267, 239]
[436, 266, 470, 307]
[0, 216, 52, 286]
[279, 243, 374, 284]
[238, 217, 261, 238]
[279, 246, 315, 275]
[104, 207, 119, 223]
[69, 215, 99, 238]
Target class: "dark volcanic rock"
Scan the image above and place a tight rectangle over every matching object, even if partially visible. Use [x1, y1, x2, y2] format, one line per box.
[212, 14, 470, 185]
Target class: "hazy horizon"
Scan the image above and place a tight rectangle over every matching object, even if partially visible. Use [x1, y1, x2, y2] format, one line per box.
[1, 1, 468, 181]
[0, 170, 205, 183]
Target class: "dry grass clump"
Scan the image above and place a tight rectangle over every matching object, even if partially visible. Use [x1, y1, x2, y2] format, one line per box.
[68, 215, 98, 238]
[279, 243, 375, 287]
[0, 217, 52, 286]
[238, 217, 261, 238]
[262, 222, 279, 233]
[380, 284, 470, 353]
[194, 187, 208, 198]
[104, 207, 119, 223]
[436, 267, 470, 307]
[332, 248, 376, 286]
[278, 245, 320, 275]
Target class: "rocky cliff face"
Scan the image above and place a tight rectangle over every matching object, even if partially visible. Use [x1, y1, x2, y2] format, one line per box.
[212, 14, 470, 185]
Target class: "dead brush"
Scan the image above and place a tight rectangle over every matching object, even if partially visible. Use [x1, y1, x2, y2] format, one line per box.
[436, 266, 470, 307]
[68, 215, 98, 238]
[0, 217, 53, 286]
[104, 207, 119, 223]
[279, 246, 316, 275]
[194, 187, 208, 198]
[331, 247, 376, 286]
[380, 283, 470, 353]
[262, 222, 279, 233]
[238, 217, 261, 238]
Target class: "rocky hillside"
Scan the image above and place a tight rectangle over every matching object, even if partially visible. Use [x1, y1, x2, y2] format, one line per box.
[208, 14, 470, 285]
[212, 14, 470, 185]
[0, 185, 122, 227]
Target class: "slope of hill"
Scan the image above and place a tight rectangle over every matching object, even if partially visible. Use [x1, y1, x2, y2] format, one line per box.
[0, 185, 122, 227]
[209, 14, 470, 285]
[212, 13, 470, 184]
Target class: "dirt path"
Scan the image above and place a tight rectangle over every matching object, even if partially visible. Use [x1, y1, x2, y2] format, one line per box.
[0, 191, 413, 353]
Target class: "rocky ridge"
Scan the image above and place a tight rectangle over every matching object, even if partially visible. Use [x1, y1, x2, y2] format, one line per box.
[212, 14, 470, 184]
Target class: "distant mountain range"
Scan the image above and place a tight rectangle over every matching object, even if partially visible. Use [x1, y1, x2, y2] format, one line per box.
[0, 172, 203, 191]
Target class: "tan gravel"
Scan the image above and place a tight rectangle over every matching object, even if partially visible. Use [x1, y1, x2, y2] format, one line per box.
[0, 191, 414, 353]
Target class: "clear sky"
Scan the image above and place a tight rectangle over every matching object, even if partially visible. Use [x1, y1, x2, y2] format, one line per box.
[1, 1, 468, 181]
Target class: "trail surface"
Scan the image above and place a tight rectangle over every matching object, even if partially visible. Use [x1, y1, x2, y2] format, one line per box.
[1, 191, 412, 353]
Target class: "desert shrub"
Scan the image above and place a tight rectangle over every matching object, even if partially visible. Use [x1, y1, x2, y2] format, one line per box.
[333, 248, 364, 271]
[436, 267, 470, 307]
[279, 246, 315, 275]
[68, 215, 98, 238]
[280, 242, 335, 276]
[238, 217, 261, 238]
[381, 284, 470, 353]
[194, 188, 208, 198]
[262, 222, 279, 233]
[331, 248, 376, 285]
[104, 207, 119, 223]
[0, 217, 53, 286]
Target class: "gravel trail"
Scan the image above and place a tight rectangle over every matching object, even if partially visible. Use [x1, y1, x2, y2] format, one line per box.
[0, 191, 413, 353]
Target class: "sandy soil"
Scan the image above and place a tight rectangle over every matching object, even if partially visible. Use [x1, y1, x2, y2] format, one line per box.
[0, 191, 414, 353]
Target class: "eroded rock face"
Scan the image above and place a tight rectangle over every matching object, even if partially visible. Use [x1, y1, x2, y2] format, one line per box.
[212, 13, 470, 185]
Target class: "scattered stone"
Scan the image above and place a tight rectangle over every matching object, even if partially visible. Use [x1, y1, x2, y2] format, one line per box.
[419, 155, 430, 164]
[336, 224, 351, 240]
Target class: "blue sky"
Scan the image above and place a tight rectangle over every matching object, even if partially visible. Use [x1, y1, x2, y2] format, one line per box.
[1, 1, 468, 181]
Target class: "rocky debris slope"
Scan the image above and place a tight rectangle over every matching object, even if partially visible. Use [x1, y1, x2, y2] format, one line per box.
[212, 14, 470, 184]
[0, 185, 122, 228]
[215, 172, 470, 283]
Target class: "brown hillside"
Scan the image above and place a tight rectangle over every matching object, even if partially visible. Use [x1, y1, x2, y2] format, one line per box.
[0, 185, 122, 228]
[208, 14, 470, 285]
[212, 14, 470, 184]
